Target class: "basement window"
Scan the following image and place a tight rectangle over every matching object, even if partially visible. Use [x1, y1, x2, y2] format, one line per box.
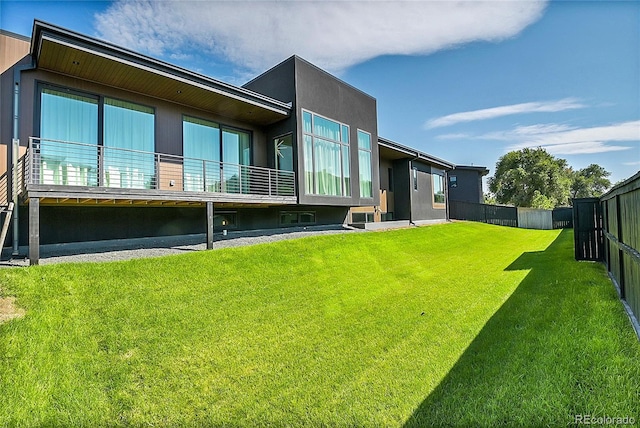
[280, 211, 316, 225]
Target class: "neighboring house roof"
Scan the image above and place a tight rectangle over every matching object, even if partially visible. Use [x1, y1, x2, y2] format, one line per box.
[0, 29, 31, 42]
[29, 20, 291, 125]
[1, 29, 31, 74]
[378, 137, 455, 170]
[453, 165, 490, 176]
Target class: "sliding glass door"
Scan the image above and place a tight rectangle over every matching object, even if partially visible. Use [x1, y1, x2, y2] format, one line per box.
[183, 117, 220, 191]
[103, 98, 155, 189]
[182, 117, 251, 193]
[222, 128, 250, 193]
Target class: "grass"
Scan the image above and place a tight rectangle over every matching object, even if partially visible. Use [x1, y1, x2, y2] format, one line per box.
[0, 222, 638, 427]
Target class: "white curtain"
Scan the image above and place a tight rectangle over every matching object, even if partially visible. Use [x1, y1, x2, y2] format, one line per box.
[314, 138, 341, 196]
[103, 98, 155, 189]
[40, 89, 98, 185]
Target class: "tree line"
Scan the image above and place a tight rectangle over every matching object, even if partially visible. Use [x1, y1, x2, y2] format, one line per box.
[487, 148, 611, 209]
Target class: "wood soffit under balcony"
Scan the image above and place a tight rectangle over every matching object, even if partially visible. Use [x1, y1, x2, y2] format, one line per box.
[35, 34, 290, 126]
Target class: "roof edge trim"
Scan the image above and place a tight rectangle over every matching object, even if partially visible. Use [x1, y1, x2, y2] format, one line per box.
[378, 137, 455, 169]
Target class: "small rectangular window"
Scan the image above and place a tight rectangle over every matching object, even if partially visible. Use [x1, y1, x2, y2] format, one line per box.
[357, 130, 373, 198]
[433, 173, 445, 205]
[341, 125, 349, 143]
[413, 167, 418, 191]
[352, 212, 374, 223]
[449, 175, 457, 188]
[280, 211, 316, 225]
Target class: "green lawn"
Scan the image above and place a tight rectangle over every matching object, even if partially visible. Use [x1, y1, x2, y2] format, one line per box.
[1, 222, 638, 427]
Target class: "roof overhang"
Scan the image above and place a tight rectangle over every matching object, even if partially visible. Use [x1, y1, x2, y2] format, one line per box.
[453, 165, 490, 176]
[378, 137, 455, 170]
[30, 21, 291, 126]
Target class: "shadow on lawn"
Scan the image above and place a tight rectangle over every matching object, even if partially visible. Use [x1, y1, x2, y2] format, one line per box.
[403, 229, 617, 427]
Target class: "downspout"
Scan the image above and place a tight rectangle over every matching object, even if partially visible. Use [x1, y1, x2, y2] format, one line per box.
[12, 63, 35, 255]
[408, 156, 418, 226]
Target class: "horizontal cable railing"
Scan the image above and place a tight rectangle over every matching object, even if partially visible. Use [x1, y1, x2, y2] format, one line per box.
[27, 137, 296, 198]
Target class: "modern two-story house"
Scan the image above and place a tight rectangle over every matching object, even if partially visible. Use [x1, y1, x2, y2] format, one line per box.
[1, 21, 460, 264]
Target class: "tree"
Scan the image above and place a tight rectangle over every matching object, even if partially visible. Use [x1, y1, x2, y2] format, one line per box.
[570, 164, 611, 200]
[483, 192, 496, 205]
[488, 148, 572, 208]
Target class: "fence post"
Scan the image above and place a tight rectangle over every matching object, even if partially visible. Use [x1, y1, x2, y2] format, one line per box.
[616, 194, 625, 299]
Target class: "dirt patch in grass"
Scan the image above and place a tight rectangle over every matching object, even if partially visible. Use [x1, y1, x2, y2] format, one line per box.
[0, 296, 25, 324]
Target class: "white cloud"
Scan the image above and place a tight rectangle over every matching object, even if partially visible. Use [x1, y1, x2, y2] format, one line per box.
[504, 120, 640, 155]
[425, 98, 586, 129]
[623, 161, 640, 166]
[94, 0, 548, 75]
[435, 133, 471, 140]
[529, 141, 631, 155]
[445, 120, 639, 155]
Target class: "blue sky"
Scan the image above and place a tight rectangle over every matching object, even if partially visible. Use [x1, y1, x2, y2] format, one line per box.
[1, 0, 639, 186]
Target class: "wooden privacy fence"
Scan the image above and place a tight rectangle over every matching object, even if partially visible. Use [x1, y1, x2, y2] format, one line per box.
[572, 171, 640, 335]
[552, 207, 573, 229]
[572, 198, 604, 261]
[449, 201, 572, 230]
[600, 172, 640, 329]
[449, 201, 517, 227]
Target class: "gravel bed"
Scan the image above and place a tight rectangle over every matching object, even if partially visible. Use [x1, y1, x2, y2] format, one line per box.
[1, 225, 363, 267]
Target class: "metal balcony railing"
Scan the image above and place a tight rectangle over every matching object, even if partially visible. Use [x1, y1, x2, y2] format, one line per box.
[26, 137, 296, 198]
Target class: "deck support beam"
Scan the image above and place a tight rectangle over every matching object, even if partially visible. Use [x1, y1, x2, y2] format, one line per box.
[206, 201, 214, 250]
[29, 198, 40, 265]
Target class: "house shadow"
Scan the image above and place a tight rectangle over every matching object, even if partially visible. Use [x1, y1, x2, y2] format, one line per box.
[402, 229, 612, 427]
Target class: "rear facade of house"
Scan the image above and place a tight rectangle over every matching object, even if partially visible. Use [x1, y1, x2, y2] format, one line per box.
[1, 21, 459, 263]
[448, 165, 489, 204]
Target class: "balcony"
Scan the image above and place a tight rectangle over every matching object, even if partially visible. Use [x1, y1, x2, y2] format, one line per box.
[21, 137, 296, 205]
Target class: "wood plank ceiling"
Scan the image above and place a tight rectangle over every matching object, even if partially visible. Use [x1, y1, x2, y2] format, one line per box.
[37, 37, 290, 126]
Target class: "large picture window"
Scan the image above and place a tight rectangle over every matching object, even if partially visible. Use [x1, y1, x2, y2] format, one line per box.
[357, 130, 373, 198]
[39, 88, 99, 186]
[302, 110, 350, 197]
[39, 87, 156, 189]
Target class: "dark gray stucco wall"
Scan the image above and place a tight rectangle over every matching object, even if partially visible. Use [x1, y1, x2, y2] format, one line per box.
[448, 169, 484, 203]
[392, 159, 411, 220]
[378, 157, 393, 191]
[293, 57, 379, 207]
[410, 162, 446, 221]
[243, 57, 298, 171]
[17, 204, 349, 245]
